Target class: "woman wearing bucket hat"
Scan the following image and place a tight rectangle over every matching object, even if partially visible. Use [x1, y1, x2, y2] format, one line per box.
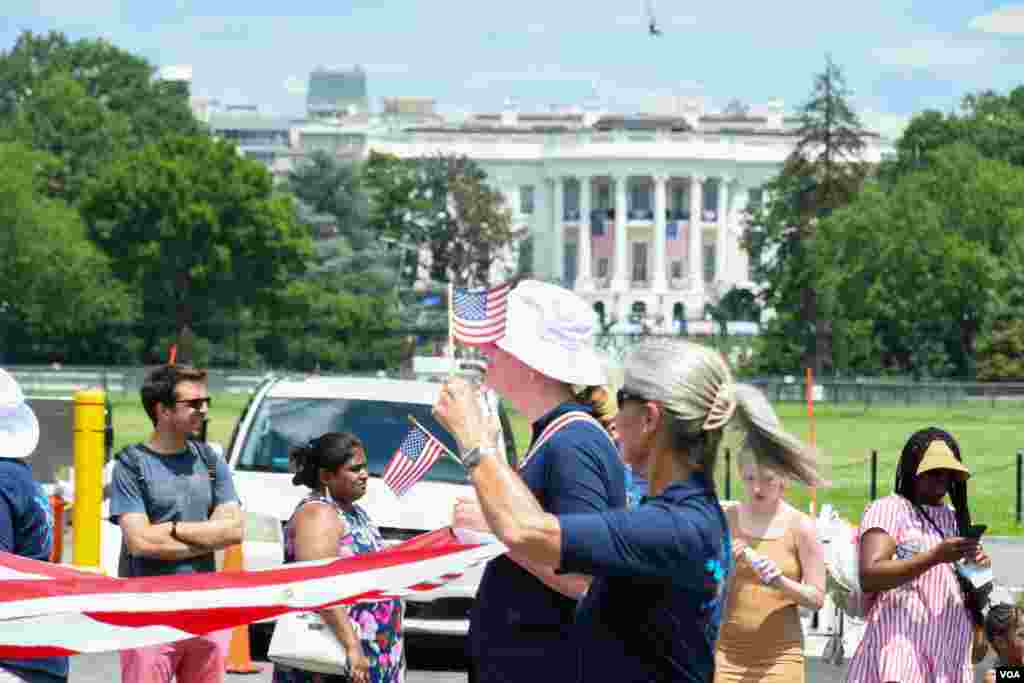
[847, 427, 992, 683]
[450, 280, 626, 683]
[0, 369, 68, 683]
[436, 337, 822, 683]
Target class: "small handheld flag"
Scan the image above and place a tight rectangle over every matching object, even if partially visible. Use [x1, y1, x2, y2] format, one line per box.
[450, 282, 511, 346]
[382, 419, 453, 497]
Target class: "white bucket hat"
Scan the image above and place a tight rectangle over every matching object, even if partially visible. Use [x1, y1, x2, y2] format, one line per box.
[496, 280, 607, 386]
[0, 368, 40, 459]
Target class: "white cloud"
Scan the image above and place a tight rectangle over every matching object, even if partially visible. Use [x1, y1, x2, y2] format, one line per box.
[871, 37, 1010, 70]
[969, 5, 1024, 34]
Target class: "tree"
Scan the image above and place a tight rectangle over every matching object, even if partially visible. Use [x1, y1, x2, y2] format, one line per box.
[0, 31, 201, 203]
[0, 142, 136, 363]
[79, 134, 312, 358]
[363, 152, 518, 287]
[976, 320, 1024, 381]
[745, 56, 871, 375]
[813, 145, 1024, 377]
[286, 151, 371, 252]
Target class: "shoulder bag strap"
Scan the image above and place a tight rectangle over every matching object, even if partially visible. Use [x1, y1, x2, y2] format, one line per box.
[518, 411, 612, 471]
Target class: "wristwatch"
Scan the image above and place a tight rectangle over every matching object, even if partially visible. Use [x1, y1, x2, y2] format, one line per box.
[170, 520, 180, 541]
[460, 444, 498, 472]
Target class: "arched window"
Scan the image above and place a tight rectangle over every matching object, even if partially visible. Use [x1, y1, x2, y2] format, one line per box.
[593, 301, 606, 327]
[672, 302, 685, 321]
[630, 301, 647, 324]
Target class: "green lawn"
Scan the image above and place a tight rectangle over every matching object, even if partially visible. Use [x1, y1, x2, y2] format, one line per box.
[108, 392, 1024, 536]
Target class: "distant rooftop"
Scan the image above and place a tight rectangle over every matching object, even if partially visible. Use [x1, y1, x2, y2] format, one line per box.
[307, 66, 369, 118]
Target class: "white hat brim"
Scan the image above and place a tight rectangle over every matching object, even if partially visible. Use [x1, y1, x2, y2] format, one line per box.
[0, 402, 40, 459]
[498, 334, 607, 386]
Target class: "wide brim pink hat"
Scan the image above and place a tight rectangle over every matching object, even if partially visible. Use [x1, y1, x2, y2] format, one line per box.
[0, 368, 40, 459]
[496, 280, 607, 386]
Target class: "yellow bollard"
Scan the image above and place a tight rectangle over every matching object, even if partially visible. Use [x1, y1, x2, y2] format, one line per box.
[72, 389, 105, 569]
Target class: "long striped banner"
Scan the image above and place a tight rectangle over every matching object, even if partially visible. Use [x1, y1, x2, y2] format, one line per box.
[0, 528, 505, 657]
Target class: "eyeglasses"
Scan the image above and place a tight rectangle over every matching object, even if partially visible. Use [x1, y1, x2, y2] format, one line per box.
[175, 397, 211, 411]
[616, 388, 648, 406]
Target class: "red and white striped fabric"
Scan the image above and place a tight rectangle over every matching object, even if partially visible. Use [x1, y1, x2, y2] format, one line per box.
[845, 495, 973, 683]
[0, 527, 505, 658]
[517, 411, 611, 471]
[451, 282, 511, 345]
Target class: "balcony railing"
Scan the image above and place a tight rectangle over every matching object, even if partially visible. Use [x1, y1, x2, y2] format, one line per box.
[628, 208, 654, 221]
[667, 209, 690, 221]
[702, 209, 719, 222]
[563, 208, 582, 221]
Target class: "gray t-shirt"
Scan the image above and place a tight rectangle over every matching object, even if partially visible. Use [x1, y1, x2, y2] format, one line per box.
[109, 442, 239, 577]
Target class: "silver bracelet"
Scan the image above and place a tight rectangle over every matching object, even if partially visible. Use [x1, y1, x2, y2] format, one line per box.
[460, 444, 497, 472]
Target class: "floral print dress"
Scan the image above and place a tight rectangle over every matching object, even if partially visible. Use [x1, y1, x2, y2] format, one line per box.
[273, 493, 404, 683]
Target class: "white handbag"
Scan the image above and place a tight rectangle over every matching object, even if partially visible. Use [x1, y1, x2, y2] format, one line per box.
[268, 610, 355, 676]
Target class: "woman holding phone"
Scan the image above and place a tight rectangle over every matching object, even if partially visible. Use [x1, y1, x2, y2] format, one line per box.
[846, 427, 991, 683]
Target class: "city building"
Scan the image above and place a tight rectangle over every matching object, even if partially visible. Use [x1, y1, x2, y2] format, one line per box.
[202, 73, 894, 330]
[306, 65, 369, 119]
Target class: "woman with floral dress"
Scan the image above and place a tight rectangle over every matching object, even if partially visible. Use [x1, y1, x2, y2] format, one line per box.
[273, 432, 403, 683]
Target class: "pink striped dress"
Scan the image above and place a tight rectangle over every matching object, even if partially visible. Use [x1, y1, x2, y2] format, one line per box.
[846, 495, 973, 683]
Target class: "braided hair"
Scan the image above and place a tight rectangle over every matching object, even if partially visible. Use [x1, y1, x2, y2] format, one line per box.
[895, 427, 985, 626]
[573, 385, 617, 438]
[290, 432, 365, 491]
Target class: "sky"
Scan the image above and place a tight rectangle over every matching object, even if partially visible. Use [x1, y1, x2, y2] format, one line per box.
[4, 1, 1024, 140]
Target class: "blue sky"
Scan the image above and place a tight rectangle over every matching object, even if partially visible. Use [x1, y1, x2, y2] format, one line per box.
[5, 0, 1024, 139]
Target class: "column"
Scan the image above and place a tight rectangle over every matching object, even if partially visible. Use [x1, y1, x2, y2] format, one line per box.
[731, 184, 750, 284]
[688, 175, 704, 294]
[577, 176, 593, 291]
[715, 176, 731, 284]
[652, 174, 668, 292]
[553, 176, 565, 285]
[533, 178, 551, 279]
[611, 174, 629, 292]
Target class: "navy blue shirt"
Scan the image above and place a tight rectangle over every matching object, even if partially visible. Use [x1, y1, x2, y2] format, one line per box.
[468, 402, 626, 683]
[0, 458, 69, 681]
[560, 472, 733, 683]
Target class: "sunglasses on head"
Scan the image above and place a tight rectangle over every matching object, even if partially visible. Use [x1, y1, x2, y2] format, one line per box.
[616, 388, 648, 406]
[175, 397, 211, 410]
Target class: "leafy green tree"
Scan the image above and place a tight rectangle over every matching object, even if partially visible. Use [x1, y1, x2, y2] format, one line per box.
[0, 30, 200, 203]
[813, 144, 1024, 377]
[0, 142, 136, 363]
[976, 320, 1024, 380]
[746, 57, 870, 375]
[363, 152, 517, 287]
[79, 134, 312, 359]
[287, 151, 371, 251]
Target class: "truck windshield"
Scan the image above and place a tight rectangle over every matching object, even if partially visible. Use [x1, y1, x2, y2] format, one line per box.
[235, 397, 471, 484]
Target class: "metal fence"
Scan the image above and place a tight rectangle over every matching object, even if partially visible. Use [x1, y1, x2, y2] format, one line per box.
[747, 378, 1024, 408]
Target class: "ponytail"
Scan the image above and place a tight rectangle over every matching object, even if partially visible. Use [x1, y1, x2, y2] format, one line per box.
[289, 432, 365, 491]
[730, 384, 822, 488]
[290, 437, 321, 489]
[574, 385, 617, 437]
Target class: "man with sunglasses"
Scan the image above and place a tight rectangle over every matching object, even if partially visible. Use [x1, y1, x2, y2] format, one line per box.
[110, 364, 242, 683]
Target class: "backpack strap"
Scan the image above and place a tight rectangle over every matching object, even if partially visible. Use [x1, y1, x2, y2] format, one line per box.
[187, 440, 218, 517]
[518, 411, 614, 471]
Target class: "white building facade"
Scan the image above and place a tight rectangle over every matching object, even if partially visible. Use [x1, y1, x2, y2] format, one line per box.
[206, 98, 894, 332]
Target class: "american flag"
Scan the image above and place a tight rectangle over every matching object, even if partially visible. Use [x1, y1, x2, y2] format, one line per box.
[382, 423, 451, 497]
[451, 282, 511, 345]
[0, 528, 505, 658]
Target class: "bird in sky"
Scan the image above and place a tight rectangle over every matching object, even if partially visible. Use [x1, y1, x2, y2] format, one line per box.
[646, 0, 663, 35]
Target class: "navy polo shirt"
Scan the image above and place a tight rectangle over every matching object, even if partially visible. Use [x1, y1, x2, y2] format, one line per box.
[468, 402, 626, 681]
[560, 472, 733, 683]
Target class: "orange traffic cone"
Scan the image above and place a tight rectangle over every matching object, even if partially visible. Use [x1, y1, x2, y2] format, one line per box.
[49, 495, 65, 563]
[223, 543, 263, 674]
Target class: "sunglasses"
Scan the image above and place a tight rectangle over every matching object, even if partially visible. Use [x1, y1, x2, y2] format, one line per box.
[616, 388, 648, 406]
[175, 397, 212, 411]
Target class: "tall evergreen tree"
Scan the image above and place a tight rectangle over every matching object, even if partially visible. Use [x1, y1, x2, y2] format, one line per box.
[746, 56, 871, 375]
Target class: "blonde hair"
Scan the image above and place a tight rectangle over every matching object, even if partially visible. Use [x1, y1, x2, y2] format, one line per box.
[622, 339, 822, 487]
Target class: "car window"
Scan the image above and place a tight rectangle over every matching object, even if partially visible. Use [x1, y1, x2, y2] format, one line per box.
[236, 396, 496, 484]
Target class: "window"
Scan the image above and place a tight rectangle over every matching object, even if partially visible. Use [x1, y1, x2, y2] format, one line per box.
[704, 244, 716, 284]
[671, 260, 683, 278]
[597, 258, 609, 278]
[598, 184, 611, 210]
[632, 242, 648, 282]
[564, 180, 580, 220]
[563, 243, 578, 286]
[520, 185, 535, 214]
[666, 222, 678, 239]
[591, 215, 605, 237]
[703, 181, 719, 217]
[672, 186, 686, 212]
[748, 188, 763, 211]
[630, 301, 647, 324]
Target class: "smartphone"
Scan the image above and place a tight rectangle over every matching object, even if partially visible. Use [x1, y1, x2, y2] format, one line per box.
[964, 524, 987, 539]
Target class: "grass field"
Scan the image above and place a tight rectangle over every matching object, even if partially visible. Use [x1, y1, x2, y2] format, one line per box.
[108, 392, 1024, 536]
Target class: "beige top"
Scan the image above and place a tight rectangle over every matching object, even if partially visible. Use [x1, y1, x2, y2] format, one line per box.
[717, 504, 804, 657]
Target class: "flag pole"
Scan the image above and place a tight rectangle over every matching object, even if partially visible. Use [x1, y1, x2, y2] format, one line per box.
[806, 365, 816, 516]
[447, 282, 456, 377]
[407, 414, 460, 464]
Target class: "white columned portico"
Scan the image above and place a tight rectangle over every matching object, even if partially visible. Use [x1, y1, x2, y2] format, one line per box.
[731, 183, 750, 284]
[553, 177, 565, 285]
[577, 176, 593, 290]
[652, 174, 668, 292]
[612, 174, 629, 292]
[689, 175, 704, 295]
[533, 178, 551, 278]
[716, 176, 731, 284]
